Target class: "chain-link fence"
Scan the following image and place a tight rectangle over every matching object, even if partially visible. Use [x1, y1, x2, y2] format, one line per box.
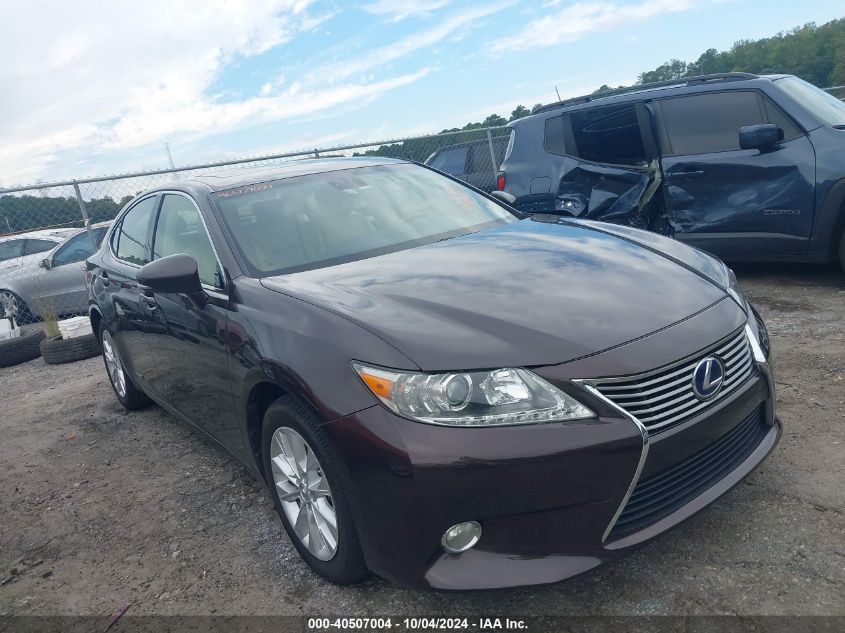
[0, 126, 510, 329]
[1, 81, 843, 333]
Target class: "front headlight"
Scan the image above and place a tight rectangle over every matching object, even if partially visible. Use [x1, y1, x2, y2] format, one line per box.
[353, 363, 595, 427]
[718, 262, 747, 312]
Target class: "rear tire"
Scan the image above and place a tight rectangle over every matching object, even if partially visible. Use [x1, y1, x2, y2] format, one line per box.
[98, 321, 150, 410]
[262, 396, 367, 585]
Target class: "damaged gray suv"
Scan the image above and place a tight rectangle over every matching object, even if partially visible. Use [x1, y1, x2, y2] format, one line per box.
[497, 72, 845, 272]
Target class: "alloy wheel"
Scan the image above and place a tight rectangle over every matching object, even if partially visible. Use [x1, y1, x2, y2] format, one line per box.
[0, 290, 19, 320]
[101, 330, 127, 398]
[270, 427, 338, 561]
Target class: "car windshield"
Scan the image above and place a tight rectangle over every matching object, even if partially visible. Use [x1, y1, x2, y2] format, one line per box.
[775, 76, 845, 126]
[212, 163, 517, 276]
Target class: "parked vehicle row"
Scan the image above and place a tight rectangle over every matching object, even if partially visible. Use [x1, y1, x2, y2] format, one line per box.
[85, 158, 777, 590]
[495, 73, 845, 272]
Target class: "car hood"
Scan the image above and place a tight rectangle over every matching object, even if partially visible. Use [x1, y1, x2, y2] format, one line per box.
[260, 219, 728, 371]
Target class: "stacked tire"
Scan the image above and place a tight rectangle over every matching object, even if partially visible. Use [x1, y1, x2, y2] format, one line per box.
[40, 334, 101, 365]
[0, 329, 46, 368]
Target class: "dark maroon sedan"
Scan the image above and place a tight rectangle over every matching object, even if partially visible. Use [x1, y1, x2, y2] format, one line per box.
[86, 158, 778, 589]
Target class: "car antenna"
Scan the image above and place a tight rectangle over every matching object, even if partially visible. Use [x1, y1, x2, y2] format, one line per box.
[554, 85, 561, 101]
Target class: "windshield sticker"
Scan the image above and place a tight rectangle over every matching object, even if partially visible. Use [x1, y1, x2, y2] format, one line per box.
[216, 183, 273, 199]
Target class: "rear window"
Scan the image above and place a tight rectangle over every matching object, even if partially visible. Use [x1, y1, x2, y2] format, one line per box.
[567, 103, 647, 164]
[544, 116, 566, 156]
[0, 239, 24, 261]
[657, 91, 766, 155]
[429, 146, 468, 176]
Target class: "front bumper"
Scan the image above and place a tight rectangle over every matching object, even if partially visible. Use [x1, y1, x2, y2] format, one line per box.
[325, 355, 778, 589]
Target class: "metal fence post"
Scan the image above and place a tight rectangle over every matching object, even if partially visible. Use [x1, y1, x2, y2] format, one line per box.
[72, 181, 96, 249]
[486, 130, 499, 183]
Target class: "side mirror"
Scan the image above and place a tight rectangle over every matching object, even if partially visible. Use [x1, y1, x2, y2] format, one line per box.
[40, 258, 52, 269]
[489, 190, 517, 206]
[138, 254, 203, 295]
[739, 124, 783, 151]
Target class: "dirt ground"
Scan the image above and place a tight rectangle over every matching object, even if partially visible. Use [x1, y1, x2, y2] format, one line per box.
[0, 264, 843, 617]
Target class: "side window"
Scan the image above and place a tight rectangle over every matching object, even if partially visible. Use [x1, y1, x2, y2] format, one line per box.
[115, 196, 157, 265]
[544, 115, 566, 156]
[0, 239, 24, 261]
[567, 103, 647, 164]
[52, 228, 108, 267]
[23, 239, 58, 256]
[152, 194, 220, 288]
[762, 95, 802, 141]
[468, 143, 493, 174]
[429, 146, 468, 176]
[658, 91, 766, 155]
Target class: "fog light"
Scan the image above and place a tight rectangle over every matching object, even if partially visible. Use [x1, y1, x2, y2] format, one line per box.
[441, 521, 482, 554]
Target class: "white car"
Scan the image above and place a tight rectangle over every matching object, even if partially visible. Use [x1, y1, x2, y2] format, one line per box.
[0, 224, 110, 323]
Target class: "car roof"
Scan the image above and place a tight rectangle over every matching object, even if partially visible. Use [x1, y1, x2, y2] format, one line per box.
[523, 73, 789, 120]
[179, 156, 408, 192]
[0, 228, 76, 242]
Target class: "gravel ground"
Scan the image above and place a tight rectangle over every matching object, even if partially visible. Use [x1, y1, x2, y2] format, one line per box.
[0, 264, 843, 617]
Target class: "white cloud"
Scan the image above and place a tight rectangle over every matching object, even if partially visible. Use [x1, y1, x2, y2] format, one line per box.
[0, 0, 433, 186]
[490, 0, 697, 54]
[318, 3, 512, 84]
[362, 0, 451, 22]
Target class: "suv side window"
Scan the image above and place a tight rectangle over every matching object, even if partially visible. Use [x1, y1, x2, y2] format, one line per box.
[761, 95, 802, 141]
[152, 194, 221, 288]
[657, 91, 766, 155]
[467, 143, 493, 174]
[0, 239, 24, 261]
[115, 196, 157, 265]
[52, 227, 108, 267]
[566, 103, 648, 165]
[430, 146, 468, 176]
[23, 239, 58, 256]
[544, 115, 566, 155]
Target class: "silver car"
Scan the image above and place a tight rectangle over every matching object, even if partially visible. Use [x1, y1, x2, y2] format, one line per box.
[0, 223, 111, 323]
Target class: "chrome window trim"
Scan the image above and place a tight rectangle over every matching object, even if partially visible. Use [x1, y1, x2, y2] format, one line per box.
[152, 190, 228, 292]
[573, 379, 649, 544]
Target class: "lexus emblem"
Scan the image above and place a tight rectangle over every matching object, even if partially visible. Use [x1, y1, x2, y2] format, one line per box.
[692, 357, 725, 400]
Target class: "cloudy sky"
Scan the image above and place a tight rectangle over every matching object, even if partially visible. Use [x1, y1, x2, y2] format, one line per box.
[1, 0, 840, 187]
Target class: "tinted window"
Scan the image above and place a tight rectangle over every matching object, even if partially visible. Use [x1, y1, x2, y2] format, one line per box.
[429, 146, 468, 176]
[659, 91, 765, 155]
[0, 239, 24, 261]
[213, 164, 515, 277]
[23, 238, 58, 256]
[544, 115, 566, 155]
[115, 197, 156, 265]
[762, 95, 802, 140]
[152, 195, 220, 288]
[468, 143, 493, 174]
[568, 103, 647, 164]
[52, 228, 108, 267]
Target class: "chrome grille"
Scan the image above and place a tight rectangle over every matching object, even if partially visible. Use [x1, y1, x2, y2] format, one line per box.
[593, 328, 756, 432]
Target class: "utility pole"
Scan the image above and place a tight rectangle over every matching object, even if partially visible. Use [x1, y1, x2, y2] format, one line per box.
[164, 142, 176, 169]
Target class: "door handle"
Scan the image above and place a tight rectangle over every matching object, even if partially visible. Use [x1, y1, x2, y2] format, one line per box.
[672, 169, 705, 178]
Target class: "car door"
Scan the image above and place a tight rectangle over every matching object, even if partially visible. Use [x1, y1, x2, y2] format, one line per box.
[34, 227, 108, 314]
[654, 90, 815, 259]
[103, 195, 159, 383]
[142, 192, 239, 449]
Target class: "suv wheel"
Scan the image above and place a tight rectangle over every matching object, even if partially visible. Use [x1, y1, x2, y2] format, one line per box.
[262, 396, 367, 584]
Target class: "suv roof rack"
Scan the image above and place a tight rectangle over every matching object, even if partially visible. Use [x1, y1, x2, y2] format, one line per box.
[531, 72, 759, 115]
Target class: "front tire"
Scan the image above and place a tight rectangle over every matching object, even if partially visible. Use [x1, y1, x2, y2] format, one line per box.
[0, 290, 33, 325]
[262, 396, 367, 584]
[98, 322, 150, 410]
